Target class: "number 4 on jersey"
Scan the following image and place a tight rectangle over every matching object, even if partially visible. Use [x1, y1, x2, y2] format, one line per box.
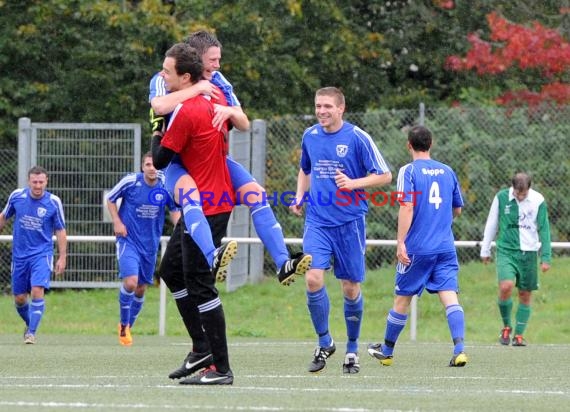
[429, 181, 442, 210]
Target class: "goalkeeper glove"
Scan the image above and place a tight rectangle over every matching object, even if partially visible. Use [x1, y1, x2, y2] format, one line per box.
[149, 108, 165, 133]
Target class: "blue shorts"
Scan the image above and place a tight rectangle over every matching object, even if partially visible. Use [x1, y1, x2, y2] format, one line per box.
[394, 251, 459, 296]
[226, 156, 256, 192]
[116, 241, 156, 285]
[164, 157, 186, 204]
[164, 156, 256, 205]
[303, 217, 366, 282]
[11, 255, 53, 295]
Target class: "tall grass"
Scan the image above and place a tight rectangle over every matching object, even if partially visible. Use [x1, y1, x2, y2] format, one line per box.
[1, 258, 568, 344]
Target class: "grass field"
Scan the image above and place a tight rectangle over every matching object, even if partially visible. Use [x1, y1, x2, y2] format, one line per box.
[1, 258, 569, 411]
[1, 335, 569, 412]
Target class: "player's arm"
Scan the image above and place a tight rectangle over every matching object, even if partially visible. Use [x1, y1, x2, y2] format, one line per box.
[54, 228, 67, 275]
[290, 169, 310, 217]
[0, 212, 7, 232]
[151, 80, 219, 115]
[151, 134, 176, 170]
[335, 170, 392, 191]
[453, 207, 462, 218]
[169, 210, 181, 226]
[396, 202, 414, 265]
[480, 195, 499, 262]
[106, 199, 127, 237]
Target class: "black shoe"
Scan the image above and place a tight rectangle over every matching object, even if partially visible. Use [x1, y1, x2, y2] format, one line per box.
[308, 342, 336, 373]
[278, 253, 312, 286]
[168, 351, 213, 379]
[342, 353, 360, 374]
[367, 343, 393, 366]
[179, 366, 234, 385]
[212, 240, 238, 282]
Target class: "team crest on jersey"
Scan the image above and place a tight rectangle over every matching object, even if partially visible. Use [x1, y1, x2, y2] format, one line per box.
[336, 145, 348, 157]
[37, 207, 47, 217]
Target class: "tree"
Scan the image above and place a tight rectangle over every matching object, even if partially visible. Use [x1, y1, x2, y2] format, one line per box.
[445, 10, 570, 107]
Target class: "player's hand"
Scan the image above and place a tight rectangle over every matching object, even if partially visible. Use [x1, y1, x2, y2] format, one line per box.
[54, 256, 66, 276]
[149, 108, 165, 133]
[289, 197, 304, 216]
[481, 257, 491, 264]
[113, 221, 128, 237]
[396, 241, 410, 265]
[335, 169, 354, 190]
[541, 262, 550, 272]
[212, 104, 233, 131]
[195, 80, 219, 99]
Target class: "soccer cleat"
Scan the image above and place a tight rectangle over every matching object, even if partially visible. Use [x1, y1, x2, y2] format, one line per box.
[308, 341, 336, 373]
[449, 352, 468, 367]
[512, 335, 527, 347]
[118, 323, 132, 346]
[179, 365, 234, 385]
[168, 351, 214, 379]
[499, 326, 512, 345]
[212, 240, 238, 282]
[24, 330, 35, 345]
[367, 343, 393, 366]
[278, 253, 312, 286]
[342, 353, 360, 374]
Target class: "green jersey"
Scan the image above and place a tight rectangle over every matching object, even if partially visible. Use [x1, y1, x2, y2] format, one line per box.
[481, 187, 551, 264]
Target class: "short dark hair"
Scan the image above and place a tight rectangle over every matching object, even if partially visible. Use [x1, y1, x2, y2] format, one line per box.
[512, 172, 532, 191]
[165, 43, 203, 83]
[408, 125, 432, 152]
[184, 30, 222, 57]
[141, 151, 153, 163]
[28, 165, 48, 178]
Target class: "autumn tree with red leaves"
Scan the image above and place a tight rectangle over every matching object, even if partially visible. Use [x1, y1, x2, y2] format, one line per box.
[446, 11, 570, 107]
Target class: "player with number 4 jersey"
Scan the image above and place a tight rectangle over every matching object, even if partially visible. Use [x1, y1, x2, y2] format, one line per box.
[368, 125, 467, 368]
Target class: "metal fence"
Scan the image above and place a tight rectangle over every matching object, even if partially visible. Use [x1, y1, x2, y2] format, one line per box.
[1, 106, 569, 291]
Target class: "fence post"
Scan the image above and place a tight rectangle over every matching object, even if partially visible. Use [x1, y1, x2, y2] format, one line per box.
[249, 120, 267, 283]
[18, 117, 32, 188]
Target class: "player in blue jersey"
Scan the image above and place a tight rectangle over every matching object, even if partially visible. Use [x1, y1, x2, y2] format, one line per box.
[289, 87, 392, 374]
[149, 31, 311, 286]
[106, 152, 180, 346]
[367, 125, 468, 367]
[0, 166, 67, 344]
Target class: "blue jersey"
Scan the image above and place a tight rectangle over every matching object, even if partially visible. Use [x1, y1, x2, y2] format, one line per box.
[149, 71, 239, 106]
[1, 188, 66, 259]
[396, 159, 463, 255]
[106, 172, 177, 255]
[300, 121, 391, 227]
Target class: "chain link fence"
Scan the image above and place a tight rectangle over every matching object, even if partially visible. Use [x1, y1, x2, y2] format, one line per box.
[265, 105, 570, 272]
[1, 106, 569, 290]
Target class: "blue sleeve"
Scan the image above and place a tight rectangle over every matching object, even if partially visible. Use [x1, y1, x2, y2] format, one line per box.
[354, 127, 390, 175]
[1, 189, 20, 219]
[50, 195, 66, 230]
[451, 171, 464, 208]
[149, 72, 166, 102]
[211, 71, 240, 106]
[107, 174, 136, 203]
[396, 164, 415, 203]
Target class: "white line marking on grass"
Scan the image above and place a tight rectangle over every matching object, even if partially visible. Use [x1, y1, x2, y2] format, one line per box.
[0, 401, 378, 411]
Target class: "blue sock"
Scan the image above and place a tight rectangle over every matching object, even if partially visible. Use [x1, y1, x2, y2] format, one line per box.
[250, 203, 289, 269]
[384, 309, 408, 356]
[307, 287, 332, 348]
[28, 298, 45, 334]
[15, 301, 30, 327]
[446, 304, 465, 354]
[119, 285, 134, 326]
[129, 295, 145, 328]
[344, 292, 363, 354]
[183, 203, 216, 266]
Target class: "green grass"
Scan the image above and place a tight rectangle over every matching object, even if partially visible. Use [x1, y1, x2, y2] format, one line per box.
[1, 258, 569, 343]
[0, 335, 569, 411]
